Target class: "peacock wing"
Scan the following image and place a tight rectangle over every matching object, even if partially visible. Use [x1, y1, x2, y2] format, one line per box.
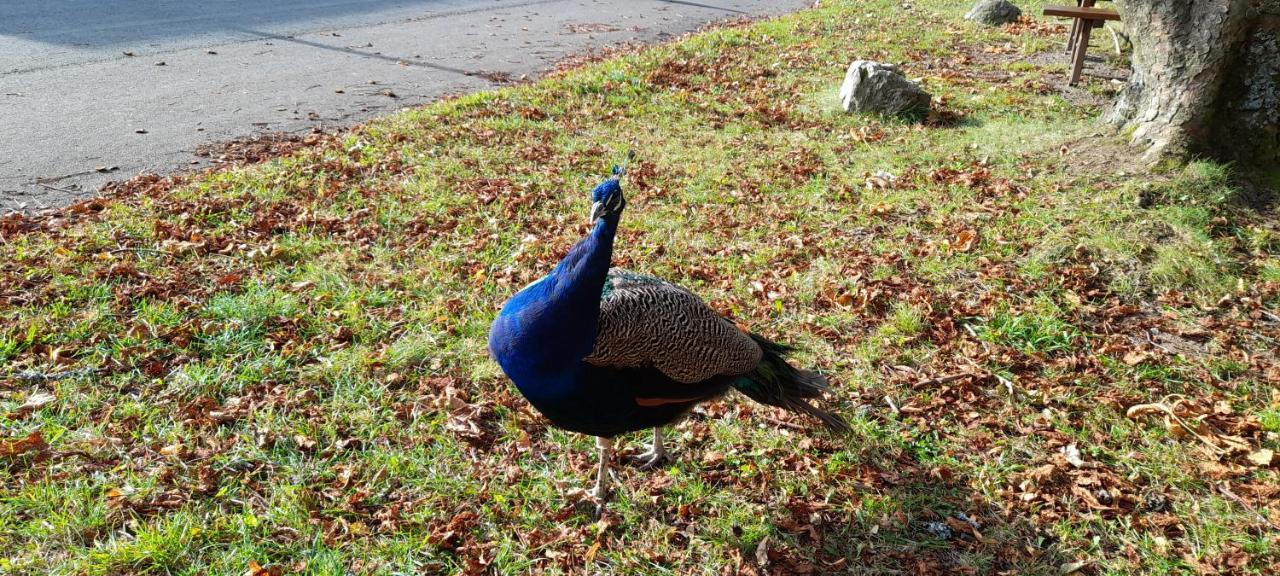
[584, 269, 762, 383]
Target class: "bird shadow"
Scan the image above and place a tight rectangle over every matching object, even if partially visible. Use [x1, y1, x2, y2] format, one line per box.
[577, 423, 1074, 576]
[741, 447, 1072, 576]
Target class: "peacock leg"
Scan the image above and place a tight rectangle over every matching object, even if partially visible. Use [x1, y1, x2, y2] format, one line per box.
[588, 436, 614, 502]
[630, 427, 670, 470]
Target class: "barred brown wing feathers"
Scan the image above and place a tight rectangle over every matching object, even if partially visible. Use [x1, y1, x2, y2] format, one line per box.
[585, 269, 762, 383]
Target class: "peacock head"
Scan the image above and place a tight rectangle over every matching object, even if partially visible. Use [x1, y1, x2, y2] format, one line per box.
[588, 167, 626, 222]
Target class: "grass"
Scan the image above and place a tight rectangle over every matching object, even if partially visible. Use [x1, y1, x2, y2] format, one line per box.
[2, 1, 1279, 574]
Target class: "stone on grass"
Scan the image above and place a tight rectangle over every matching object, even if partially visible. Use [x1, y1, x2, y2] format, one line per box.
[838, 60, 931, 120]
[965, 0, 1022, 26]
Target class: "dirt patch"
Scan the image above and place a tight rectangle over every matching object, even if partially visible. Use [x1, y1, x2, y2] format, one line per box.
[1056, 133, 1151, 177]
[940, 16, 1131, 111]
[1021, 49, 1130, 107]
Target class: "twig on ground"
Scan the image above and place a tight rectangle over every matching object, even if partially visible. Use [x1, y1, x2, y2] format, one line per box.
[1127, 395, 1237, 455]
[1216, 482, 1280, 531]
[993, 372, 1016, 396]
[35, 182, 79, 195]
[1145, 329, 1175, 355]
[11, 368, 99, 383]
[883, 395, 900, 416]
[109, 247, 174, 259]
[51, 450, 109, 465]
[961, 322, 991, 352]
[916, 372, 975, 387]
[762, 415, 807, 431]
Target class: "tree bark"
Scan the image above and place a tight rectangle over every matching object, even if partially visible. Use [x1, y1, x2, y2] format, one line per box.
[1214, 6, 1280, 166]
[1107, 0, 1280, 165]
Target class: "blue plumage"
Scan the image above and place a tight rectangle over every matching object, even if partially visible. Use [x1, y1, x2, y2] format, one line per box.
[488, 171, 845, 512]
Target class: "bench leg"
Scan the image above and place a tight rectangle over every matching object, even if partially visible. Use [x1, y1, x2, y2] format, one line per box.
[1068, 0, 1097, 55]
[1069, 18, 1096, 85]
[1064, 0, 1085, 53]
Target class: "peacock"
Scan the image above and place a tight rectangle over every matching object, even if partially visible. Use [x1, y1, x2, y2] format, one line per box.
[487, 167, 847, 513]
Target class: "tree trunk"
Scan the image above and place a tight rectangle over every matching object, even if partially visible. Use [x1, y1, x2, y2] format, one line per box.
[1107, 0, 1280, 165]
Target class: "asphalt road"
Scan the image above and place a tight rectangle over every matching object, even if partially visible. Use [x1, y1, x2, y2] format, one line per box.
[0, 0, 810, 213]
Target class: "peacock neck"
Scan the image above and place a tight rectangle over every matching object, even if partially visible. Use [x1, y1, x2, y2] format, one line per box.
[541, 215, 617, 334]
[491, 215, 619, 390]
[551, 215, 617, 292]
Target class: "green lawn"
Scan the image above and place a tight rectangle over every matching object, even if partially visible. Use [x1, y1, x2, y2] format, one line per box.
[2, 1, 1278, 574]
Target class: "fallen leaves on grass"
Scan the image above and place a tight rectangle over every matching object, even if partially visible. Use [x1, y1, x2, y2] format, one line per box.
[952, 228, 978, 252]
[246, 560, 282, 576]
[1004, 16, 1068, 37]
[0, 431, 48, 459]
[1126, 396, 1255, 456]
[8, 391, 55, 419]
[435, 379, 496, 449]
[195, 132, 332, 167]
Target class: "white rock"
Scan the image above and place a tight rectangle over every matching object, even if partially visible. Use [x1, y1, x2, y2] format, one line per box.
[965, 0, 1022, 26]
[838, 60, 931, 119]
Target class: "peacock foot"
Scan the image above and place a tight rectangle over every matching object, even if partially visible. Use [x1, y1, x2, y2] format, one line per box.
[585, 482, 613, 520]
[588, 466, 620, 495]
[628, 447, 671, 470]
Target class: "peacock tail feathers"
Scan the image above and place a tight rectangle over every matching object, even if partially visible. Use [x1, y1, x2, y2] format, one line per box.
[732, 333, 850, 432]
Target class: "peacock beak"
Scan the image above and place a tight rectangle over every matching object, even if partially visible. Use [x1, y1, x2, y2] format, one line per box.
[590, 200, 606, 222]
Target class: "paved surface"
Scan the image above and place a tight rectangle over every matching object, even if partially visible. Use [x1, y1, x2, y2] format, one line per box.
[0, 0, 809, 213]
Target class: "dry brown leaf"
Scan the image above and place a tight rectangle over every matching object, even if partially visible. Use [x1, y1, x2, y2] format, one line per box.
[1070, 485, 1114, 511]
[1122, 350, 1149, 366]
[1198, 460, 1243, 480]
[1127, 400, 1253, 455]
[953, 229, 977, 252]
[1126, 402, 1174, 419]
[1223, 551, 1250, 568]
[1247, 448, 1277, 467]
[1058, 561, 1087, 575]
[868, 203, 894, 217]
[1217, 434, 1252, 454]
[246, 560, 281, 576]
[9, 392, 56, 419]
[19, 391, 56, 411]
[944, 515, 985, 540]
[0, 431, 48, 458]
[293, 434, 317, 451]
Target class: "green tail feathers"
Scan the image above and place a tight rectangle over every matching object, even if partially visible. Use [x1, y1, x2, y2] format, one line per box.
[732, 333, 850, 433]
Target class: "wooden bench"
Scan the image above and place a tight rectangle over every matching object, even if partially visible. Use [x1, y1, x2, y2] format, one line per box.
[1043, 2, 1121, 85]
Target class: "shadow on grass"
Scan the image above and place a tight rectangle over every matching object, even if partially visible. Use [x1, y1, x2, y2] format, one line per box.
[745, 448, 1069, 575]
[554, 419, 1074, 576]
